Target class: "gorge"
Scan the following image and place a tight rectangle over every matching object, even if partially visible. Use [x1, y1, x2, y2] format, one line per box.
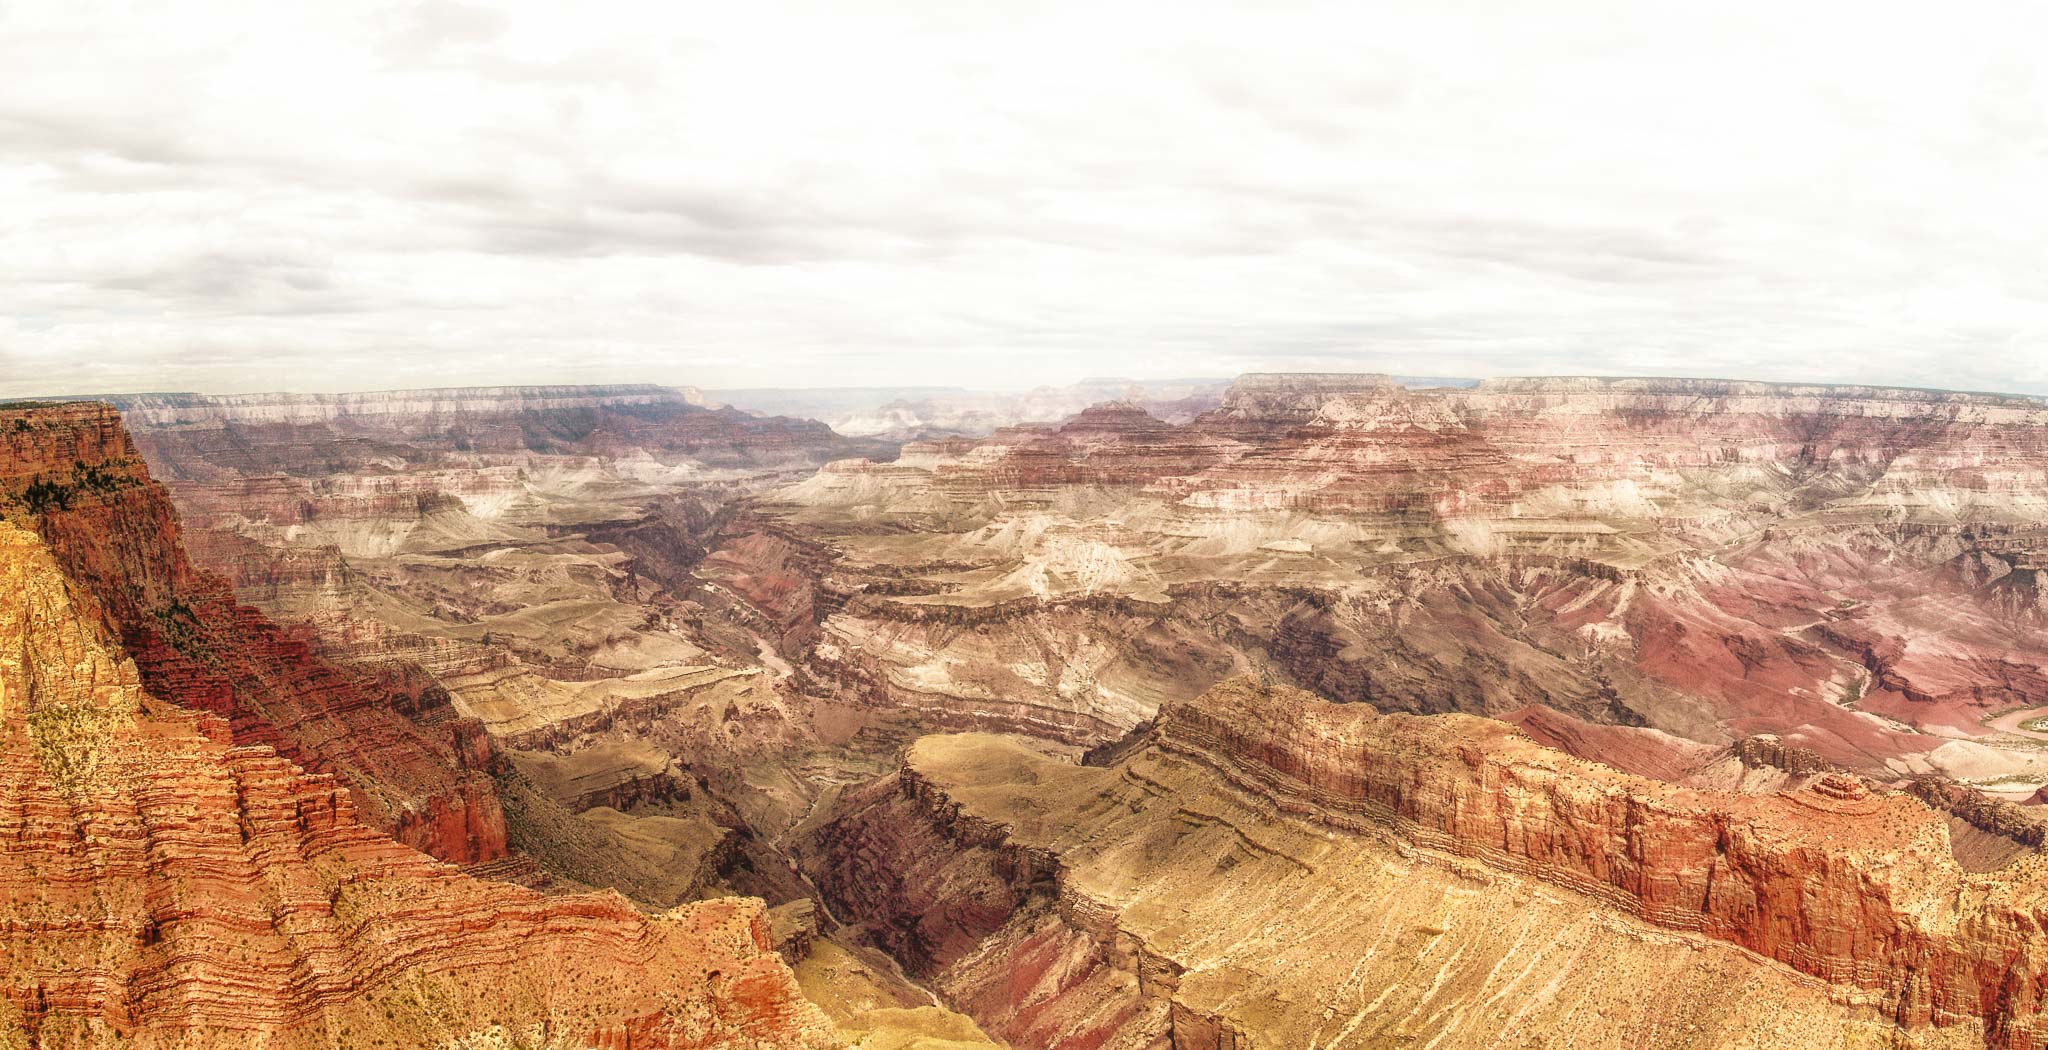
[4, 373, 2048, 1048]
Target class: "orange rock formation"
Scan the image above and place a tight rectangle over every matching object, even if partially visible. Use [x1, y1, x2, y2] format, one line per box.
[811, 679, 2048, 1048]
[3, 402, 507, 864]
[0, 511, 835, 1048]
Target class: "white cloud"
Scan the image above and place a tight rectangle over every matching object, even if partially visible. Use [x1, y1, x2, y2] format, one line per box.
[2, 0, 2045, 396]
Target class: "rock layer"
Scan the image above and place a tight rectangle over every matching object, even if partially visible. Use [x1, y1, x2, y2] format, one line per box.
[0, 510, 835, 1048]
[771, 374, 2048, 793]
[809, 679, 2048, 1049]
[2, 401, 508, 864]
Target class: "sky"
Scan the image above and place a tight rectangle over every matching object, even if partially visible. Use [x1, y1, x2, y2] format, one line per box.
[3, 1, 2047, 398]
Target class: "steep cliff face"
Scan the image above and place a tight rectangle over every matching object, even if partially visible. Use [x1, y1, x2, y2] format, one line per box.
[1, 402, 508, 864]
[1150, 681, 2045, 1038]
[807, 680, 2048, 1049]
[0, 513, 835, 1048]
[67, 386, 893, 908]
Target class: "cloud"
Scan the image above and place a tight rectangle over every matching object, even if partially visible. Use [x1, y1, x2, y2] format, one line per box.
[1, 0, 2045, 397]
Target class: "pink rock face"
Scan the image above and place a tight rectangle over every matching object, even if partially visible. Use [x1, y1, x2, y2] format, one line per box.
[696, 516, 833, 651]
[1503, 704, 1723, 781]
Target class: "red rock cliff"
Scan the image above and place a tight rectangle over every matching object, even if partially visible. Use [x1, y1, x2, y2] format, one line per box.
[1154, 679, 2048, 1048]
[0, 402, 508, 864]
[0, 512, 836, 1048]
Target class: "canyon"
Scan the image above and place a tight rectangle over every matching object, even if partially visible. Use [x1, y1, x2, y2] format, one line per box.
[778, 375, 2048, 793]
[806, 679, 2045, 1049]
[0, 403, 835, 1049]
[5, 373, 2048, 1048]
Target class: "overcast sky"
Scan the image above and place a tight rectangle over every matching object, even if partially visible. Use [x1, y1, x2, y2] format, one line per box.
[3, 1, 2046, 397]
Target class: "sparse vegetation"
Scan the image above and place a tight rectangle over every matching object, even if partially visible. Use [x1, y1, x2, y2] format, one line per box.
[27, 696, 136, 795]
[6, 459, 141, 514]
[151, 597, 215, 663]
[439, 1023, 587, 1050]
[19, 477, 74, 513]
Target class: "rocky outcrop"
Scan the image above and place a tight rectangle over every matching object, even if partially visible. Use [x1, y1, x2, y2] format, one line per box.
[1150, 680, 2031, 1036]
[1734, 733, 1838, 777]
[0, 514, 836, 1048]
[805, 764, 1169, 1049]
[1911, 776, 2048, 849]
[809, 679, 2048, 1049]
[1, 402, 509, 864]
[1196, 371, 1404, 435]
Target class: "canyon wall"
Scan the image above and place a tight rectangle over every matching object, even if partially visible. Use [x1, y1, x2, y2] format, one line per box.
[809, 679, 2048, 1049]
[0, 501, 834, 1047]
[50, 387, 896, 900]
[1152, 680, 2046, 1039]
[2, 402, 509, 864]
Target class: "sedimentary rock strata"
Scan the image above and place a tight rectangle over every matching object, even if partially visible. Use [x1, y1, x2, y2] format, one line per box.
[29, 373, 2048, 1050]
[0, 510, 834, 1048]
[810, 679, 2048, 1048]
[2, 402, 508, 864]
[66, 387, 887, 897]
[9, 391, 1005, 1045]
[769, 374, 2048, 795]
